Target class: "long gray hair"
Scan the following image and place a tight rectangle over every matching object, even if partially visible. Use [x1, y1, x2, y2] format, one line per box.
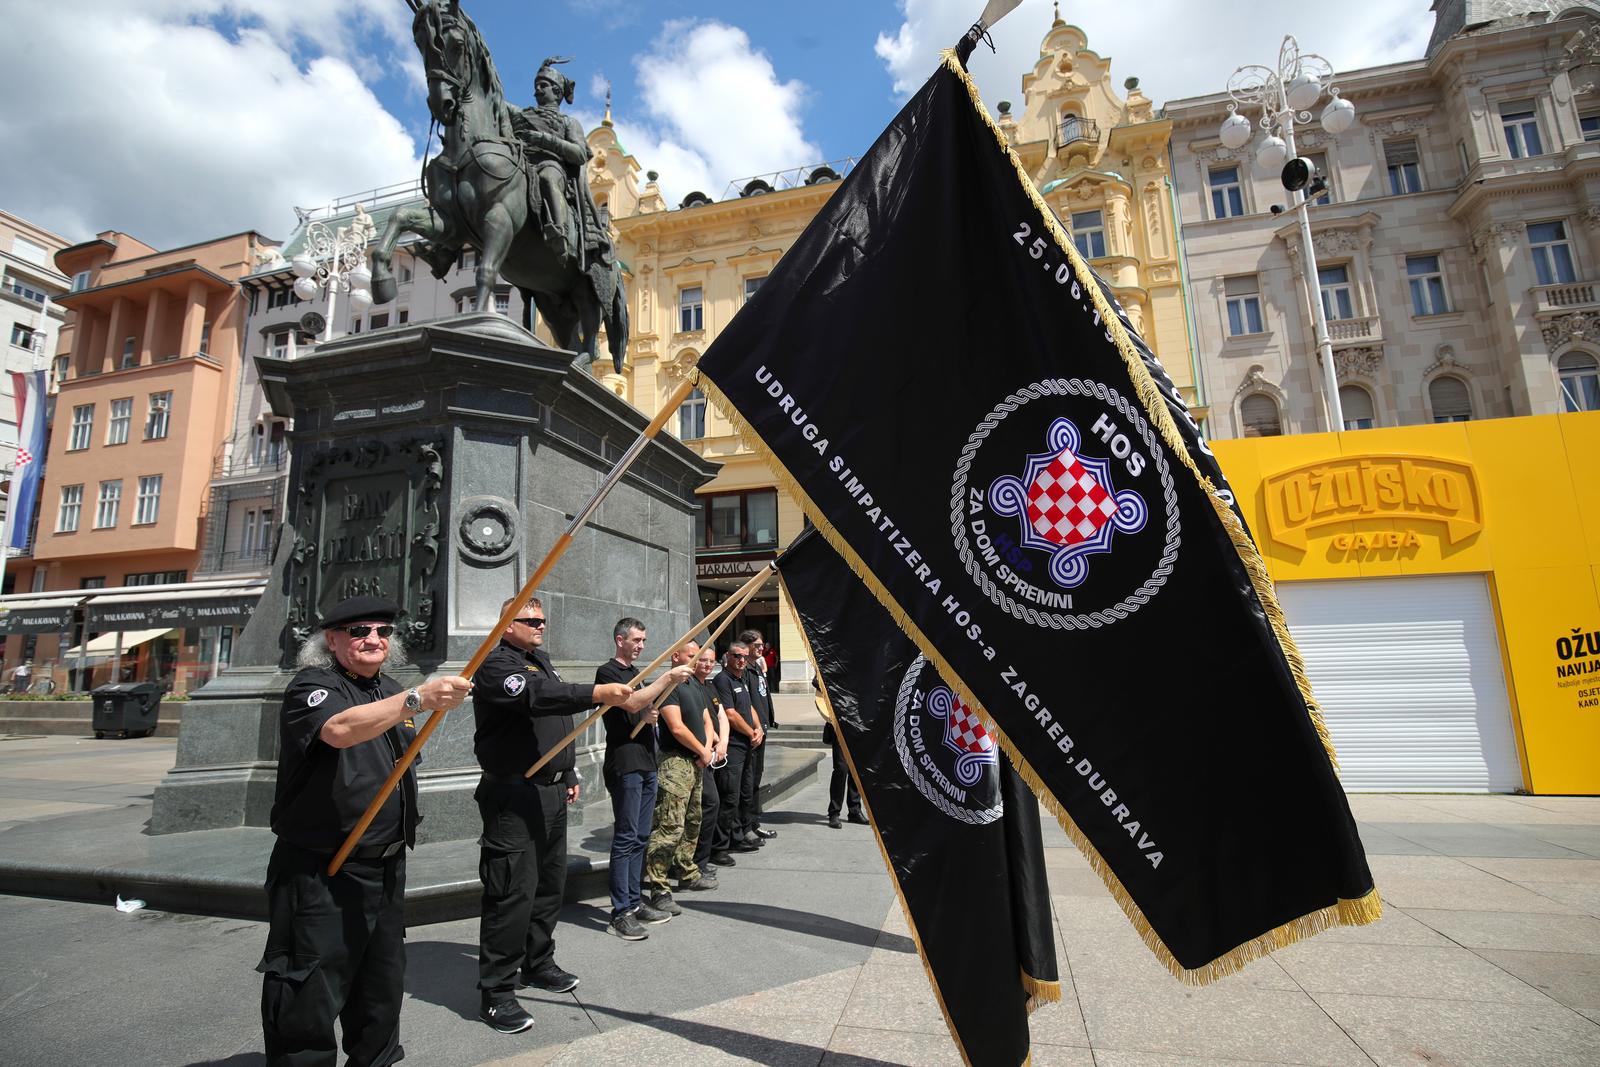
[295, 630, 410, 672]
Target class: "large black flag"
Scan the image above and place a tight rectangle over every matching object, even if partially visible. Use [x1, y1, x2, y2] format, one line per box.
[781, 529, 1057, 1067]
[694, 53, 1379, 981]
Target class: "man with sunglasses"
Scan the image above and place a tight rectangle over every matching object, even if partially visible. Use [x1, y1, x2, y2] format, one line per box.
[711, 641, 764, 863]
[471, 597, 680, 1032]
[261, 595, 473, 1067]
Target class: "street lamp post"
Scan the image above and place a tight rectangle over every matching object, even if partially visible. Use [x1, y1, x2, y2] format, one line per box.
[1219, 37, 1357, 432]
[289, 205, 377, 344]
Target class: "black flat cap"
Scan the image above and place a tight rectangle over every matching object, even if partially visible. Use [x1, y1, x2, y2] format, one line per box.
[320, 596, 402, 629]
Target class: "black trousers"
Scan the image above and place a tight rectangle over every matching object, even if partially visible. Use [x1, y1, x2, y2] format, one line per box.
[695, 765, 722, 866]
[476, 776, 568, 996]
[715, 743, 751, 845]
[259, 839, 406, 1067]
[828, 739, 863, 818]
[749, 742, 766, 829]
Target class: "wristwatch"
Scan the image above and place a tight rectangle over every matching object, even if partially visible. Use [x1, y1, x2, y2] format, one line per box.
[404, 687, 422, 713]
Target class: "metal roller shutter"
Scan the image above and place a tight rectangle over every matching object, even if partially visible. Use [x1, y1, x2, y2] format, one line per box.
[1275, 576, 1522, 793]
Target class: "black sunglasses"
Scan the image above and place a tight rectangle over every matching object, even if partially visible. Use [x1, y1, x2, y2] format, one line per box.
[514, 617, 547, 628]
[340, 624, 395, 639]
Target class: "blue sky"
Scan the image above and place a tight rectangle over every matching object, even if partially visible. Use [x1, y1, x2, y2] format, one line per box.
[0, 1, 1433, 250]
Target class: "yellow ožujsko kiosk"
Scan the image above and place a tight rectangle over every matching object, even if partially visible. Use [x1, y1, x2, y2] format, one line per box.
[1213, 411, 1600, 795]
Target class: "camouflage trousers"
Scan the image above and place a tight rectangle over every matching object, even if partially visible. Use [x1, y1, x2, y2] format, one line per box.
[644, 753, 703, 894]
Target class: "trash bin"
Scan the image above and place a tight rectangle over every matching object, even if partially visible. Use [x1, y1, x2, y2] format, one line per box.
[91, 682, 164, 739]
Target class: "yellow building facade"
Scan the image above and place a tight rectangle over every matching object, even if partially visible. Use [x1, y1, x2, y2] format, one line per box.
[1214, 413, 1600, 794]
[590, 16, 1196, 690]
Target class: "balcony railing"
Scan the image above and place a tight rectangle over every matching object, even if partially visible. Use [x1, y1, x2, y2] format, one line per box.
[197, 549, 273, 576]
[1326, 315, 1381, 345]
[1532, 281, 1600, 313]
[1058, 117, 1100, 149]
[214, 452, 289, 479]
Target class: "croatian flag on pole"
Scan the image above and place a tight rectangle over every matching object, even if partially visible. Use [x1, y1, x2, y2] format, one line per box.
[9, 370, 46, 550]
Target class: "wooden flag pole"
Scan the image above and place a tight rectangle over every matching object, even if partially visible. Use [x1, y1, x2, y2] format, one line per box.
[327, 377, 698, 875]
[527, 561, 774, 774]
[626, 561, 770, 739]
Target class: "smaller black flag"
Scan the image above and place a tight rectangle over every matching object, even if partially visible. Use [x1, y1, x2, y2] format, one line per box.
[782, 529, 1058, 1067]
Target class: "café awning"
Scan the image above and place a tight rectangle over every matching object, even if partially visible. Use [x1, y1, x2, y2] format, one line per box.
[0, 596, 84, 635]
[84, 583, 262, 629]
[63, 628, 175, 662]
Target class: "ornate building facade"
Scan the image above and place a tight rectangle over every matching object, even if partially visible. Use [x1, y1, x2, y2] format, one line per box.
[1167, 4, 1600, 438]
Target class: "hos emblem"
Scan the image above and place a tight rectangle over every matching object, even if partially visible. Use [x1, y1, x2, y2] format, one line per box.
[952, 378, 1180, 629]
[893, 656, 1001, 825]
[503, 673, 526, 696]
[306, 688, 329, 707]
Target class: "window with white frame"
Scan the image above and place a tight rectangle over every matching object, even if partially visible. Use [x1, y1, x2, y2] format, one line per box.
[267, 287, 299, 310]
[1384, 139, 1422, 195]
[258, 507, 274, 552]
[1406, 255, 1449, 316]
[145, 391, 172, 440]
[494, 290, 510, 316]
[1429, 375, 1473, 422]
[397, 308, 409, 324]
[461, 249, 477, 271]
[11, 236, 46, 264]
[399, 263, 413, 284]
[1583, 113, 1600, 143]
[1318, 265, 1355, 321]
[1223, 275, 1264, 336]
[1559, 351, 1600, 412]
[69, 404, 93, 450]
[269, 328, 292, 358]
[5, 278, 47, 304]
[454, 293, 476, 314]
[1500, 101, 1543, 158]
[1303, 151, 1331, 204]
[243, 508, 258, 555]
[10, 323, 35, 349]
[53, 355, 68, 385]
[120, 336, 137, 369]
[71, 270, 91, 292]
[199, 321, 211, 355]
[56, 484, 82, 533]
[1339, 385, 1375, 430]
[107, 397, 132, 445]
[1209, 165, 1244, 219]
[678, 286, 704, 332]
[743, 276, 765, 303]
[94, 480, 122, 528]
[134, 475, 162, 525]
[1240, 393, 1283, 437]
[1529, 221, 1578, 286]
[679, 387, 707, 439]
[1070, 210, 1107, 258]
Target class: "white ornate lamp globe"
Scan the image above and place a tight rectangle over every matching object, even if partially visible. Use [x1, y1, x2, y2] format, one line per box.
[290, 254, 317, 279]
[1321, 94, 1356, 135]
[1286, 72, 1322, 112]
[1256, 135, 1288, 172]
[348, 264, 373, 291]
[348, 288, 374, 314]
[1219, 112, 1252, 150]
[293, 276, 320, 301]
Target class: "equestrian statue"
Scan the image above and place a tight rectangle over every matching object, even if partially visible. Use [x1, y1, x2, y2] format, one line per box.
[370, 0, 627, 371]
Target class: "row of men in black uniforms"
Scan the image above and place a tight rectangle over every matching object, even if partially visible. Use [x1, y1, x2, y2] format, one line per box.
[257, 593, 778, 1065]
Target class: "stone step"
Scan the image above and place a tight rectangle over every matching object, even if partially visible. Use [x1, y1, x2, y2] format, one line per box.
[0, 716, 180, 738]
[766, 723, 826, 749]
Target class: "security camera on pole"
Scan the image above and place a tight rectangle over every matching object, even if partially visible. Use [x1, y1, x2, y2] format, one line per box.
[1218, 37, 1358, 432]
[289, 205, 377, 344]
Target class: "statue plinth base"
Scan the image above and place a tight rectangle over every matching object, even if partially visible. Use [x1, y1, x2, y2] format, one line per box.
[150, 315, 717, 840]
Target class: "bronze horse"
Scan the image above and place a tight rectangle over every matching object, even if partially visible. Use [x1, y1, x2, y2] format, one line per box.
[370, 0, 627, 370]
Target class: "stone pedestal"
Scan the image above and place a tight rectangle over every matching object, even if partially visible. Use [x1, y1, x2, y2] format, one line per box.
[149, 315, 717, 841]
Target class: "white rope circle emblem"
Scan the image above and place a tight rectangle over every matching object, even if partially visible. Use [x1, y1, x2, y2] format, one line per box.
[950, 378, 1180, 630]
[892, 656, 1003, 825]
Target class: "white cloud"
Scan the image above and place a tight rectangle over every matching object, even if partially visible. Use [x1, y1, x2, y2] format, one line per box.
[876, 0, 1434, 114]
[0, 1, 421, 249]
[620, 20, 821, 207]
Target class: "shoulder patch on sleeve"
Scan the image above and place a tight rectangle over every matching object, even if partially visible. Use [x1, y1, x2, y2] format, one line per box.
[306, 688, 329, 707]
[504, 673, 527, 696]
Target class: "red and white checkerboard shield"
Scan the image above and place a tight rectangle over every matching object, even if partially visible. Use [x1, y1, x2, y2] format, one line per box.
[942, 691, 994, 756]
[1025, 445, 1116, 547]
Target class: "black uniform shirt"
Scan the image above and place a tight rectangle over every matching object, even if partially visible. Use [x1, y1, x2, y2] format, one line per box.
[743, 666, 772, 730]
[597, 659, 657, 776]
[660, 677, 713, 758]
[713, 669, 755, 747]
[270, 663, 414, 852]
[473, 640, 593, 784]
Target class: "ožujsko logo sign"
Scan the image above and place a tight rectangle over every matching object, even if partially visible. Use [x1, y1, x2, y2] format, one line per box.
[952, 378, 1180, 629]
[1262, 455, 1483, 550]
